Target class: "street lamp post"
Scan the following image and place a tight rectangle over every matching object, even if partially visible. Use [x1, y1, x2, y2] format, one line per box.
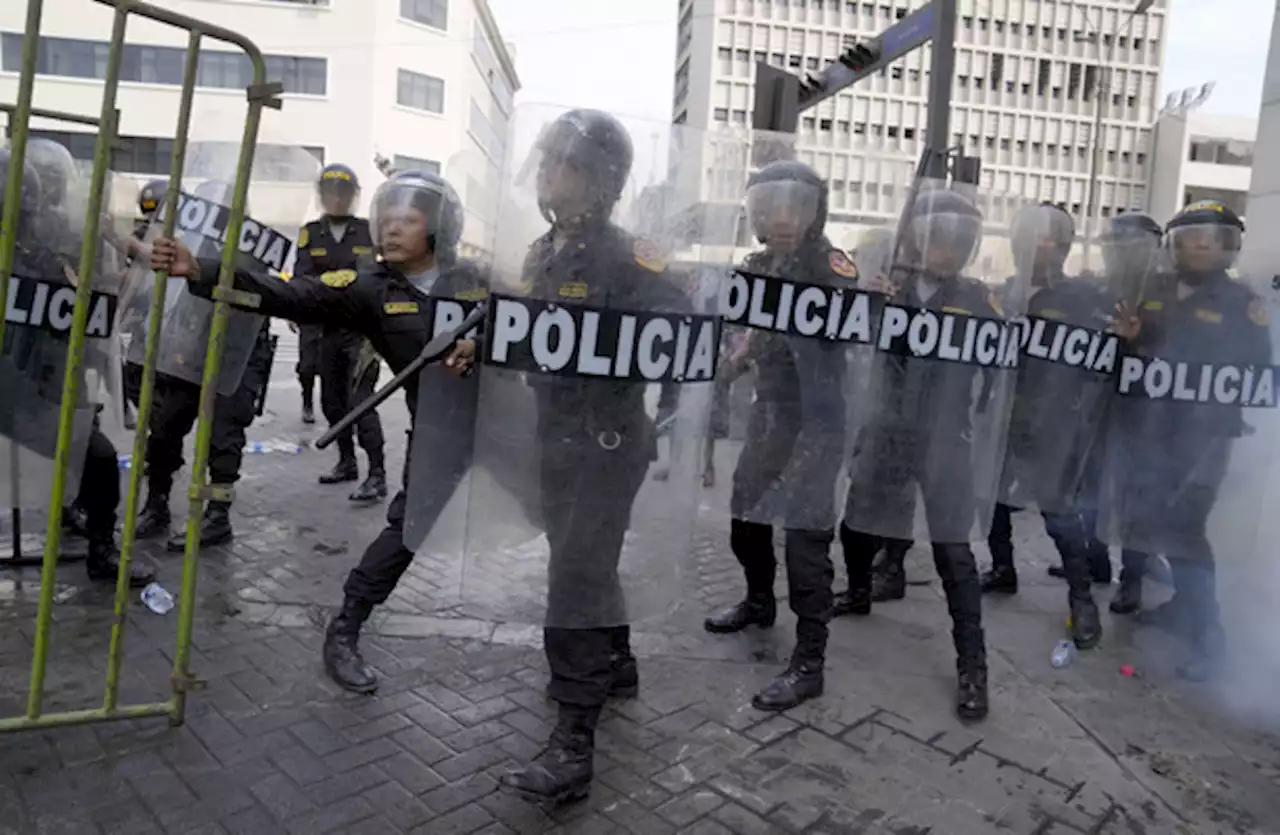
[1079, 0, 1155, 272]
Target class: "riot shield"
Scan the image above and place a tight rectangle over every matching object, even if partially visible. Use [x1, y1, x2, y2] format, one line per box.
[452, 104, 732, 629]
[0, 158, 126, 509]
[997, 205, 1141, 515]
[119, 140, 317, 396]
[842, 179, 1025, 544]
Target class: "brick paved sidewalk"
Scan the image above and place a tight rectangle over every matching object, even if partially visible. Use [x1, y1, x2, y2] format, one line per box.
[1, 367, 1278, 835]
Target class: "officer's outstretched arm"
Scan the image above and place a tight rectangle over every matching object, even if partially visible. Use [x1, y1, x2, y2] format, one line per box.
[150, 235, 374, 333]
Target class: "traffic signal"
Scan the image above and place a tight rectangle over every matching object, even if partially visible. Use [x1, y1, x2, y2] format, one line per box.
[838, 40, 881, 72]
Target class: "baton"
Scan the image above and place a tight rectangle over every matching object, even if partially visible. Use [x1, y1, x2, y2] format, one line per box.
[314, 303, 488, 450]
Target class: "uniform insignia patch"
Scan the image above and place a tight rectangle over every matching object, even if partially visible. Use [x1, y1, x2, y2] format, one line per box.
[309, 248, 327, 256]
[1248, 297, 1270, 326]
[455, 288, 489, 301]
[384, 301, 419, 314]
[1185, 200, 1226, 214]
[829, 250, 858, 278]
[634, 239, 666, 273]
[298, 227, 309, 247]
[321, 269, 357, 288]
[558, 282, 589, 300]
[1194, 308, 1223, 324]
[352, 246, 372, 255]
[942, 306, 973, 315]
[1038, 308, 1065, 320]
[279, 271, 293, 282]
[1142, 300, 1164, 311]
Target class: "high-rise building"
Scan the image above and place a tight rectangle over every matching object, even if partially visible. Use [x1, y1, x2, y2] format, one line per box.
[674, 0, 1168, 274]
[0, 0, 517, 255]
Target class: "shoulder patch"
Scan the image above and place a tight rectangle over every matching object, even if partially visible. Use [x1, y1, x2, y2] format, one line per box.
[455, 288, 489, 301]
[384, 301, 419, 315]
[558, 282, 589, 300]
[634, 239, 666, 273]
[1248, 297, 1270, 326]
[320, 269, 357, 289]
[298, 226, 309, 248]
[828, 250, 858, 279]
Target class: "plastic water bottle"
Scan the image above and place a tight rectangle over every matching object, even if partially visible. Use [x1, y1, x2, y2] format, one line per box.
[248, 441, 266, 454]
[141, 583, 174, 615]
[1050, 640, 1075, 668]
[117, 454, 132, 470]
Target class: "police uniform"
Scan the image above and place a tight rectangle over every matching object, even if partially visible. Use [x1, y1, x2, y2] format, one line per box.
[295, 218, 386, 493]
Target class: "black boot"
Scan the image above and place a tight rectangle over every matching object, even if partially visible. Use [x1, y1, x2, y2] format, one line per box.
[1174, 562, 1224, 682]
[323, 598, 378, 693]
[503, 705, 598, 805]
[933, 543, 988, 721]
[871, 544, 908, 602]
[133, 491, 171, 540]
[1110, 569, 1143, 614]
[751, 659, 823, 711]
[301, 401, 315, 424]
[85, 539, 155, 587]
[167, 501, 233, 551]
[704, 594, 776, 633]
[349, 468, 388, 503]
[608, 626, 638, 698]
[834, 524, 874, 616]
[1069, 595, 1103, 649]
[62, 503, 90, 539]
[319, 456, 359, 485]
[980, 565, 1018, 595]
[956, 656, 989, 722]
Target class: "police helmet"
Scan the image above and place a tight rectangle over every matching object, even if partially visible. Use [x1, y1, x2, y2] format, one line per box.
[1011, 202, 1074, 277]
[903, 187, 983, 275]
[1102, 210, 1162, 242]
[533, 109, 633, 222]
[26, 138, 77, 207]
[0, 146, 42, 226]
[745, 159, 828, 246]
[370, 170, 464, 263]
[1166, 200, 1244, 275]
[138, 178, 168, 217]
[1099, 210, 1162, 283]
[318, 163, 360, 213]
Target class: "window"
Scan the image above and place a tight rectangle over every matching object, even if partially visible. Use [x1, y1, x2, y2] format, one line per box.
[397, 69, 445, 113]
[887, 126, 899, 138]
[903, 128, 915, 140]
[392, 154, 441, 175]
[2, 32, 326, 95]
[400, 0, 447, 30]
[22, 129, 324, 178]
[714, 108, 729, 122]
[469, 99, 503, 158]
[732, 109, 748, 124]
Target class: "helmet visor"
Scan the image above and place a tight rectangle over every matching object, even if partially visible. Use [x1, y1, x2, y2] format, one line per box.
[906, 211, 982, 275]
[1168, 222, 1241, 274]
[746, 180, 821, 247]
[370, 177, 451, 261]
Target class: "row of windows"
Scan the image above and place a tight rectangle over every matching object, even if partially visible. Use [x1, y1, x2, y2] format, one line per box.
[1188, 138, 1254, 168]
[401, 0, 448, 30]
[397, 69, 445, 114]
[20, 128, 325, 180]
[0, 32, 327, 95]
[392, 154, 441, 175]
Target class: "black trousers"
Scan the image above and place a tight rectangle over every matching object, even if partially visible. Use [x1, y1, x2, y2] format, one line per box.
[123, 361, 143, 410]
[543, 443, 649, 709]
[988, 502, 1095, 596]
[297, 325, 322, 400]
[79, 427, 120, 545]
[320, 339, 384, 470]
[144, 333, 272, 500]
[730, 519, 834, 663]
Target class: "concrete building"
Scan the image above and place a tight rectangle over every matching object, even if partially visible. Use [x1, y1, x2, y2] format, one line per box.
[1147, 110, 1255, 226]
[1241, 2, 1280, 288]
[674, 0, 1169, 276]
[0, 0, 517, 254]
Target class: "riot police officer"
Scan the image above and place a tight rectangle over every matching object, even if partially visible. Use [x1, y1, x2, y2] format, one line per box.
[981, 202, 1112, 649]
[25, 138, 78, 255]
[132, 180, 276, 550]
[1097, 211, 1163, 615]
[702, 160, 859, 712]
[297, 164, 386, 501]
[123, 178, 168, 412]
[445, 109, 692, 804]
[0, 147, 153, 586]
[149, 170, 486, 694]
[839, 188, 1000, 721]
[1111, 201, 1267, 681]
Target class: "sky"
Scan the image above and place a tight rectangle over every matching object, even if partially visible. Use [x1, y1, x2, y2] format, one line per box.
[487, 0, 1277, 121]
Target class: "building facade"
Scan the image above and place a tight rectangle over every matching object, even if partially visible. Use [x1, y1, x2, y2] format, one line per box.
[0, 0, 517, 253]
[1147, 110, 1256, 227]
[675, 0, 1168, 275]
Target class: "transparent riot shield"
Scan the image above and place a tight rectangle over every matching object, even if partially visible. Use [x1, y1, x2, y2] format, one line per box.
[0, 159, 126, 510]
[842, 179, 1026, 544]
[119, 140, 318, 396]
[714, 134, 910, 533]
[451, 104, 734, 629]
[997, 205, 1143, 516]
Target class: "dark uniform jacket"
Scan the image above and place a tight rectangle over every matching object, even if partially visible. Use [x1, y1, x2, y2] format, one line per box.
[732, 237, 856, 530]
[515, 221, 688, 466]
[294, 218, 375, 351]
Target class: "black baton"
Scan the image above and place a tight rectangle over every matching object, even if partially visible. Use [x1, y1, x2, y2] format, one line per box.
[315, 303, 487, 450]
